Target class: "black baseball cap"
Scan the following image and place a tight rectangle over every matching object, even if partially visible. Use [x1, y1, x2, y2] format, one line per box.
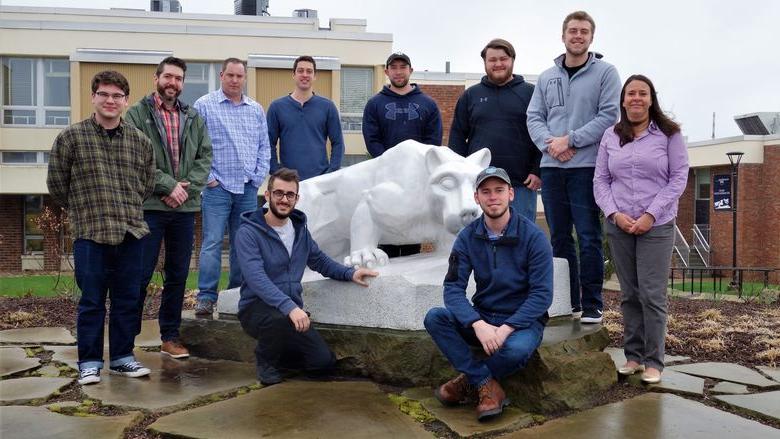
[475, 166, 511, 190]
[386, 52, 411, 67]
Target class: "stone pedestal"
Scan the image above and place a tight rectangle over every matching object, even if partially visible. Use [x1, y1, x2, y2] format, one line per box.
[180, 314, 614, 413]
[215, 253, 572, 330]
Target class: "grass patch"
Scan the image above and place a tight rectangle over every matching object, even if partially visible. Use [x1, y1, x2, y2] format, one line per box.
[669, 280, 779, 296]
[0, 271, 229, 297]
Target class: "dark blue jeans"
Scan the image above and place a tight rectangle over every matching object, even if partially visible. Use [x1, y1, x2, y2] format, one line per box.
[540, 167, 604, 312]
[138, 211, 195, 342]
[424, 307, 543, 386]
[74, 234, 145, 370]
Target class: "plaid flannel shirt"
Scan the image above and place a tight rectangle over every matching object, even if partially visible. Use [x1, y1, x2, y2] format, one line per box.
[193, 89, 270, 193]
[47, 116, 155, 245]
[153, 92, 181, 176]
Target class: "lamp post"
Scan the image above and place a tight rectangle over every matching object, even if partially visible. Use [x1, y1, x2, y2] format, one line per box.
[726, 151, 744, 292]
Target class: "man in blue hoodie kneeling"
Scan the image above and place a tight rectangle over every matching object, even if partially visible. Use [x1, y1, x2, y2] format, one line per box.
[424, 166, 553, 421]
[235, 168, 378, 385]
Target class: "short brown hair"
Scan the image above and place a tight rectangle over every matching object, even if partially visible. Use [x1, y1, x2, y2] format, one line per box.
[91, 70, 129, 96]
[293, 55, 316, 73]
[480, 38, 515, 60]
[221, 57, 247, 73]
[562, 11, 596, 35]
[268, 168, 300, 192]
[155, 56, 187, 78]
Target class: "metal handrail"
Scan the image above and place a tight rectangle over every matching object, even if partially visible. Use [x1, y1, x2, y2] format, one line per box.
[692, 224, 711, 267]
[673, 224, 690, 268]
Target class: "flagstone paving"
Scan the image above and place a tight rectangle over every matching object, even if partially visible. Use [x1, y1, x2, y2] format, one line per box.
[626, 369, 706, 396]
[0, 377, 73, 404]
[0, 327, 75, 345]
[149, 380, 431, 438]
[128, 319, 161, 348]
[420, 396, 533, 437]
[44, 345, 78, 369]
[757, 366, 780, 382]
[604, 347, 691, 369]
[715, 391, 780, 422]
[81, 349, 255, 411]
[505, 393, 780, 438]
[711, 381, 751, 394]
[0, 347, 40, 377]
[0, 406, 141, 439]
[668, 362, 780, 388]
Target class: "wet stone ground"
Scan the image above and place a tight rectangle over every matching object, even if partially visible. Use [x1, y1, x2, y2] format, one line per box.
[0, 319, 778, 438]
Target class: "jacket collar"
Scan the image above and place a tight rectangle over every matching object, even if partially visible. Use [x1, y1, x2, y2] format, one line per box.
[473, 207, 521, 246]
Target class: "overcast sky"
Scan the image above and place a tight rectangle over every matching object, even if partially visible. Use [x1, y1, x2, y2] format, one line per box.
[3, 0, 779, 141]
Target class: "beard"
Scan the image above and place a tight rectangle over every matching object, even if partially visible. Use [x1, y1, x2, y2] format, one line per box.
[268, 199, 293, 220]
[390, 77, 409, 88]
[482, 204, 509, 219]
[487, 69, 513, 85]
[157, 84, 181, 101]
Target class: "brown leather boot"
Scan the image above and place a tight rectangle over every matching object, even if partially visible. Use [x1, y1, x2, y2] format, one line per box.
[435, 373, 475, 406]
[476, 378, 509, 421]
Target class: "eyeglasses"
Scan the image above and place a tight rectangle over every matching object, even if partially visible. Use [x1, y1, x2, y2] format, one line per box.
[94, 91, 127, 101]
[271, 190, 298, 201]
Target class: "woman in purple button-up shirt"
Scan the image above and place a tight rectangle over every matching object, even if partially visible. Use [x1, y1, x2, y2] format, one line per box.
[594, 74, 689, 384]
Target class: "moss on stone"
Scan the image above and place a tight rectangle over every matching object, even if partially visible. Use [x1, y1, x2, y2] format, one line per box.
[387, 394, 436, 423]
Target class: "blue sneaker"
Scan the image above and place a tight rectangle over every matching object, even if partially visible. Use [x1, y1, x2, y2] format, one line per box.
[580, 309, 603, 324]
[78, 367, 101, 385]
[109, 360, 151, 378]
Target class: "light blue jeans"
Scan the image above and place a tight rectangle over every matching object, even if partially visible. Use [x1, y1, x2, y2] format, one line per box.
[197, 182, 258, 303]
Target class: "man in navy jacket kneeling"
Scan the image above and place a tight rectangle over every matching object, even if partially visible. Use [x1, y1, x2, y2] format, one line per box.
[424, 166, 553, 421]
[235, 168, 377, 385]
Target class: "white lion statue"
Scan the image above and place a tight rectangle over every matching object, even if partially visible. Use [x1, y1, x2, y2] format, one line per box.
[295, 140, 491, 268]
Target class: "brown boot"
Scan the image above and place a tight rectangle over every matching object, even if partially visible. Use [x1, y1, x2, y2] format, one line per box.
[435, 373, 476, 406]
[476, 378, 509, 421]
[161, 339, 190, 359]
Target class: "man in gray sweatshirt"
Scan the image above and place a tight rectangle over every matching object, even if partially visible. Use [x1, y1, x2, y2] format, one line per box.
[527, 10, 621, 324]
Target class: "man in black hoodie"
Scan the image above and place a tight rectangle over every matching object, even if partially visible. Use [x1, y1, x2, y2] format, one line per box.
[449, 39, 542, 222]
[362, 52, 442, 157]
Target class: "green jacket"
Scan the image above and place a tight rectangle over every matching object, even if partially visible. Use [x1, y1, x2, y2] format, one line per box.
[126, 94, 212, 212]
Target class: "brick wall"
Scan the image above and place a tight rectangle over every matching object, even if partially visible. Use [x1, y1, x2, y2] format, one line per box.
[708, 145, 780, 284]
[0, 195, 23, 272]
[416, 84, 465, 146]
[676, 169, 696, 243]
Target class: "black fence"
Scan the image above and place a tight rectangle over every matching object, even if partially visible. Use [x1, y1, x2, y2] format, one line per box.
[669, 266, 778, 298]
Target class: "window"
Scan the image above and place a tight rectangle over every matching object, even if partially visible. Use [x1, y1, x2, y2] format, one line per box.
[180, 62, 223, 106]
[339, 67, 373, 132]
[1, 57, 70, 126]
[1, 151, 49, 164]
[24, 195, 44, 254]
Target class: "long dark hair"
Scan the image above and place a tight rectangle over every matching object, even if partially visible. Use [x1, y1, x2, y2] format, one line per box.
[614, 74, 680, 146]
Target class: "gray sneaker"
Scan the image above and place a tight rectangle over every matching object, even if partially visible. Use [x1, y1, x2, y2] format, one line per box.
[195, 299, 215, 316]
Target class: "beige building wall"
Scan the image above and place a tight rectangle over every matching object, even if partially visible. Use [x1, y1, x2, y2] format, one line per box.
[0, 6, 392, 194]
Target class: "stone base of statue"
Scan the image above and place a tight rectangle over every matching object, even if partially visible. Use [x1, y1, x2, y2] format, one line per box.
[215, 253, 573, 330]
[181, 253, 616, 413]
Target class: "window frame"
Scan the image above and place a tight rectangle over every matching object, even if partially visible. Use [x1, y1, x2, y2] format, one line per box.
[23, 195, 45, 255]
[339, 66, 374, 132]
[1, 57, 71, 127]
[1, 151, 50, 165]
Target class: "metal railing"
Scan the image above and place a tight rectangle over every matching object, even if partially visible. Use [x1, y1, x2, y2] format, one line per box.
[673, 224, 690, 267]
[692, 224, 711, 267]
[670, 266, 778, 298]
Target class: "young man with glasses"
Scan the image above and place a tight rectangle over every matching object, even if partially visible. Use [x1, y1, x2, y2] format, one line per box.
[126, 57, 213, 359]
[48, 71, 155, 385]
[235, 168, 378, 385]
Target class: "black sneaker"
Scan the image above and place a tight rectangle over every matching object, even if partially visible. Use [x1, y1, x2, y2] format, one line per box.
[257, 364, 283, 386]
[78, 367, 101, 385]
[580, 309, 603, 324]
[194, 299, 215, 316]
[109, 361, 151, 378]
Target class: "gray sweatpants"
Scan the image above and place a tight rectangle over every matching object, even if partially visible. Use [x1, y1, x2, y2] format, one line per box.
[606, 221, 675, 371]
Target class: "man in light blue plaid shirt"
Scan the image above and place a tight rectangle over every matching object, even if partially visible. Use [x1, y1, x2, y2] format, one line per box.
[194, 58, 271, 315]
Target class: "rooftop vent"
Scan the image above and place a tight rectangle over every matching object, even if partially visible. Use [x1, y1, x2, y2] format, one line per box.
[733, 112, 779, 135]
[294, 9, 317, 18]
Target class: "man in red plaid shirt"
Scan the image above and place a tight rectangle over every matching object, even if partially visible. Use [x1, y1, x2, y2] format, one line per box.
[126, 57, 212, 359]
